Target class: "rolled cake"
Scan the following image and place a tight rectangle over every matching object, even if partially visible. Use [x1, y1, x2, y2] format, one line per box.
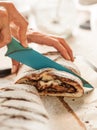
[0, 84, 49, 130]
[16, 68, 84, 97]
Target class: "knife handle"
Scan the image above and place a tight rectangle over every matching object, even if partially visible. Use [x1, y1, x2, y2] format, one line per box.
[0, 68, 11, 78]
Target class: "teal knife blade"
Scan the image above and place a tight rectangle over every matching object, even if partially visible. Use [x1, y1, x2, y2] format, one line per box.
[6, 37, 93, 89]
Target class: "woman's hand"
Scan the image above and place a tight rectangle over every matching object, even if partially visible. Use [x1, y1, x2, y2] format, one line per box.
[0, 2, 28, 48]
[11, 27, 74, 73]
[27, 30, 74, 61]
[0, 2, 28, 73]
[12, 28, 74, 62]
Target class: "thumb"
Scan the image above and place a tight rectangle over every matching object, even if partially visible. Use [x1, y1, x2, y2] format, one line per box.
[11, 59, 20, 74]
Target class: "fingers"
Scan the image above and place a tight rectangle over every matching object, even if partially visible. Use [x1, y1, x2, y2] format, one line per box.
[11, 19, 28, 47]
[11, 59, 20, 74]
[10, 23, 19, 40]
[51, 36, 74, 61]
[11, 13, 28, 47]
[19, 23, 28, 47]
[57, 38, 74, 61]
[11, 4, 28, 47]
[0, 2, 28, 47]
[0, 7, 11, 47]
[51, 39, 73, 61]
[0, 27, 11, 48]
[27, 30, 74, 61]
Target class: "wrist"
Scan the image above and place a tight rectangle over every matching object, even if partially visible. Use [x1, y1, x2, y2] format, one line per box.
[27, 30, 44, 43]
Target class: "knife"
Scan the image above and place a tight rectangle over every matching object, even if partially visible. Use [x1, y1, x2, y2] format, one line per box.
[5, 37, 94, 89]
[0, 68, 11, 78]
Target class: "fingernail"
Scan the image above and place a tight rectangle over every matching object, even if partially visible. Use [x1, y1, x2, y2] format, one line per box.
[67, 56, 71, 61]
[72, 56, 75, 61]
[11, 65, 17, 74]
